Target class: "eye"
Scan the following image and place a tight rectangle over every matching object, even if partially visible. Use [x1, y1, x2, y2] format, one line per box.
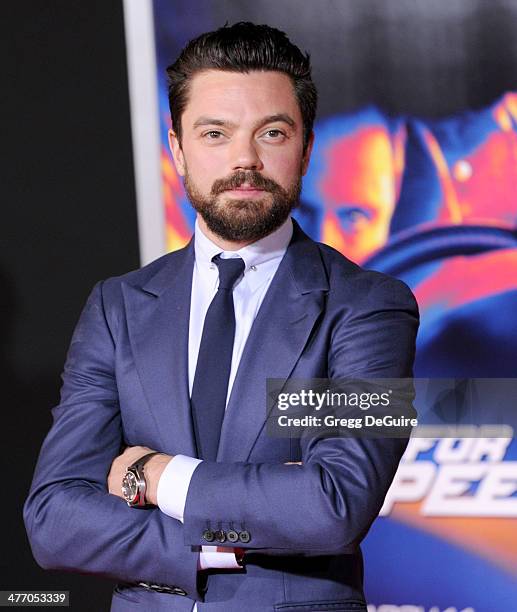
[336, 206, 372, 230]
[203, 130, 224, 140]
[263, 129, 286, 140]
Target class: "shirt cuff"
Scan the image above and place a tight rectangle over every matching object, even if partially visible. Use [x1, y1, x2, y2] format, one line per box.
[157, 454, 202, 522]
[199, 546, 242, 570]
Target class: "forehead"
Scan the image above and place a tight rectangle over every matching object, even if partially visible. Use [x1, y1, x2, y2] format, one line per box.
[183, 69, 302, 125]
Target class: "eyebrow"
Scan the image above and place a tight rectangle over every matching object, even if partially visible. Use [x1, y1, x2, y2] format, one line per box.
[192, 113, 296, 130]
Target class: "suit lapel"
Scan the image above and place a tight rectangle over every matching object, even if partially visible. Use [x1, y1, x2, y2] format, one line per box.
[122, 241, 197, 456]
[121, 223, 329, 461]
[217, 224, 329, 462]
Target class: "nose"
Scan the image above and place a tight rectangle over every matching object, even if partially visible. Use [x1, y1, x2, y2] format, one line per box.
[230, 135, 264, 172]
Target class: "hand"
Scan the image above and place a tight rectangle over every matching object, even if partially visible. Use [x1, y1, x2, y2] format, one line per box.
[107, 445, 173, 505]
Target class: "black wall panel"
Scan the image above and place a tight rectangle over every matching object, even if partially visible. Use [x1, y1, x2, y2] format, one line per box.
[3, 2, 138, 609]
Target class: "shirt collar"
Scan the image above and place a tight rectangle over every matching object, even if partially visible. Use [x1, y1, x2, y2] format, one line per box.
[194, 216, 293, 271]
[194, 216, 293, 293]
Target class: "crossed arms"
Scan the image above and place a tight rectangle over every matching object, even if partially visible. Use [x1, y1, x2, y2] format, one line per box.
[24, 276, 418, 596]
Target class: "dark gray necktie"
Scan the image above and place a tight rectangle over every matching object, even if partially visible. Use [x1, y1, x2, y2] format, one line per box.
[191, 255, 245, 460]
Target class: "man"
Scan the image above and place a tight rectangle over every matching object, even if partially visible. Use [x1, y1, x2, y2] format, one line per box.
[24, 22, 419, 611]
[301, 110, 406, 264]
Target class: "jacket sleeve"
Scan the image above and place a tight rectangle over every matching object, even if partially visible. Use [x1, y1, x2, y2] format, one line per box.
[23, 281, 200, 596]
[181, 276, 419, 555]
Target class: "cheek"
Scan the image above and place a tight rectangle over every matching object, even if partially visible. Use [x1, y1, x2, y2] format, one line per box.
[265, 153, 303, 186]
[185, 150, 226, 185]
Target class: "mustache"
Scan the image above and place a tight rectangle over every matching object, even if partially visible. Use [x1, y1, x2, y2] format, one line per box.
[211, 171, 283, 196]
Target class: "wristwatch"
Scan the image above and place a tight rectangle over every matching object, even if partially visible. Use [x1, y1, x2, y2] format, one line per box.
[121, 451, 163, 508]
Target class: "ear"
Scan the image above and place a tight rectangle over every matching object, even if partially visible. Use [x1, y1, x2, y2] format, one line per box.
[168, 129, 186, 176]
[301, 131, 315, 176]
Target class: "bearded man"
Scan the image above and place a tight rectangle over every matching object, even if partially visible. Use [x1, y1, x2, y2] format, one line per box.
[25, 22, 419, 612]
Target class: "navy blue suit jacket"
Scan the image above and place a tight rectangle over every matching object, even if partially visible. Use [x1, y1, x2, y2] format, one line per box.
[24, 221, 419, 611]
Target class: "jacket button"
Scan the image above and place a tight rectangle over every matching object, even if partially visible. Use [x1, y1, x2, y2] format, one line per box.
[239, 530, 251, 543]
[214, 529, 226, 543]
[227, 530, 239, 543]
[202, 529, 214, 542]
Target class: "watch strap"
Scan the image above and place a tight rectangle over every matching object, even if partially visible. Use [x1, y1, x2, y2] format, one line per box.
[132, 451, 164, 471]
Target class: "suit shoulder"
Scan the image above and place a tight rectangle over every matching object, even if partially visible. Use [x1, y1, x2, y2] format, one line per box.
[103, 247, 188, 295]
[81, 245, 190, 315]
[315, 241, 417, 309]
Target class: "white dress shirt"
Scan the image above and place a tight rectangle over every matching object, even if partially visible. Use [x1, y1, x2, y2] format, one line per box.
[157, 216, 293, 578]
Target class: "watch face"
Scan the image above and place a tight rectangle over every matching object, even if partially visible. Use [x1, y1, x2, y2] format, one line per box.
[121, 470, 139, 504]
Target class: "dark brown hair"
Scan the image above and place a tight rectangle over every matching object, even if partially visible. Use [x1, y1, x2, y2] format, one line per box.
[166, 22, 317, 151]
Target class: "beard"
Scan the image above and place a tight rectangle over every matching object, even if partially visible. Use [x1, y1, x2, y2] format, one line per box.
[183, 168, 302, 243]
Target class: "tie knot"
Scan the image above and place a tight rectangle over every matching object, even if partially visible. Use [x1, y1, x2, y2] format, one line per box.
[213, 255, 245, 290]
